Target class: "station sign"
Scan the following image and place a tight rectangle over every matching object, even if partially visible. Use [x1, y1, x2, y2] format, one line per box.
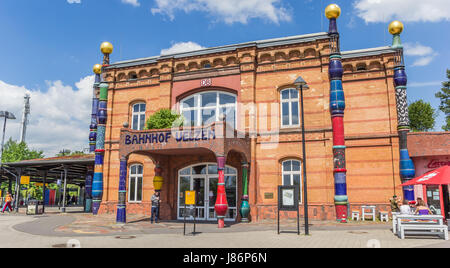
[124, 129, 216, 146]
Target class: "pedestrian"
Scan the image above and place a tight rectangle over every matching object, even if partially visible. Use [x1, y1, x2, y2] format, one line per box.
[151, 191, 160, 223]
[2, 192, 13, 213]
[399, 199, 412, 215]
[415, 199, 433, 215]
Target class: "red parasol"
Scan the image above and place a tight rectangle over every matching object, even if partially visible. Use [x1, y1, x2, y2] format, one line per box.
[400, 165, 450, 186]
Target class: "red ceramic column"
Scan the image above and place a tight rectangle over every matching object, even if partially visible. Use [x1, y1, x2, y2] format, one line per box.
[214, 155, 228, 228]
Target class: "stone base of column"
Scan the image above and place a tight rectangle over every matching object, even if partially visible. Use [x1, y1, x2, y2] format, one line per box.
[335, 204, 348, 223]
[85, 199, 92, 213]
[92, 202, 101, 215]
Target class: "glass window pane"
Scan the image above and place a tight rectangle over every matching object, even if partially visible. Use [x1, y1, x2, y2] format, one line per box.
[290, 89, 298, 99]
[221, 107, 236, 128]
[140, 114, 145, 130]
[225, 167, 237, 175]
[140, 104, 146, 112]
[283, 161, 291, 172]
[201, 92, 217, 107]
[137, 177, 143, 201]
[202, 108, 216, 126]
[282, 102, 290, 126]
[291, 102, 299, 125]
[219, 93, 236, 105]
[183, 110, 196, 127]
[180, 167, 191, 175]
[192, 165, 207, 175]
[281, 90, 290, 100]
[179, 176, 190, 206]
[209, 177, 218, 207]
[182, 97, 196, 109]
[133, 104, 139, 113]
[208, 165, 218, 175]
[137, 165, 143, 174]
[293, 174, 301, 186]
[132, 115, 139, 130]
[283, 174, 291, 186]
[225, 176, 236, 207]
[292, 160, 301, 172]
[129, 177, 136, 201]
[131, 165, 137, 174]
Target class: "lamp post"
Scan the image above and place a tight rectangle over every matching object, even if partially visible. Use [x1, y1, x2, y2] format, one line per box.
[0, 111, 16, 164]
[294, 76, 309, 235]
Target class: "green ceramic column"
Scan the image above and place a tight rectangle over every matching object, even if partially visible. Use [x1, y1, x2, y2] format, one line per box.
[239, 162, 250, 222]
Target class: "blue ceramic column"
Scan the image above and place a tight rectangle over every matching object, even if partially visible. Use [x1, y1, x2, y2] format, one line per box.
[389, 21, 415, 201]
[116, 157, 128, 223]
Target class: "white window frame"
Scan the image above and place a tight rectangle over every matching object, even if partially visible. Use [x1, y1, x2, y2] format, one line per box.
[280, 88, 300, 128]
[179, 91, 237, 128]
[128, 164, 143, 203]
[131, 103, 146, 130]
[281, 159, 303, 204]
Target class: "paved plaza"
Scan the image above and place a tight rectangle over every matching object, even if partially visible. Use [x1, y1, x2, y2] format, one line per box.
[0, 208, 449, 248]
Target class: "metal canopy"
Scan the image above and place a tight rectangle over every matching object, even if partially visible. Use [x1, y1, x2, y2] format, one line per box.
[1, 155, 94, 185]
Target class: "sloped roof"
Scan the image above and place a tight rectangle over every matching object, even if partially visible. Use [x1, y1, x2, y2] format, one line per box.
[408, 132, 450, 157]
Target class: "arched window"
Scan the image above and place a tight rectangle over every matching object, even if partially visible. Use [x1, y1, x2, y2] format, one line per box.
[131, 103, 146, 130]
[282, 159, 302, 203]
[180, 91, 237, 128]
[280, 88, 300, 127]
[129, 164, 143, 202]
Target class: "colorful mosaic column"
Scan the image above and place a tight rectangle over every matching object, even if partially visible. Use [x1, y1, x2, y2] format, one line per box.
[116, 157, 128, 223]
[85, 166, 93, 212]
[389, 21, 415, 201]
[326, 4, 348, 223]
[89, 64, 101, 153]
[215, 155, 228, 228]
[239, 162, 250, 222]
[92, 42, 113, 215]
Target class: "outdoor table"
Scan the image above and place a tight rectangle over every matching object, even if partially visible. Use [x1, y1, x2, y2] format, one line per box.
[361, 205, 376, 221]
[395, 214, 444, 236]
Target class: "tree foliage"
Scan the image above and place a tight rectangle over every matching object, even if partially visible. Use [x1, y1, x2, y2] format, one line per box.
[435, 69, 450, 131]
[1, 139, 44, 163]
[56, 149, 86, 157]
[408, 100, 436, 132]
[146, 109, 183, 130]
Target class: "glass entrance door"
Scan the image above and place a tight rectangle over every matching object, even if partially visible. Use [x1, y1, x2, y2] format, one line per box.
[193, 177, 206, 220]
[178, 163, 238, 221]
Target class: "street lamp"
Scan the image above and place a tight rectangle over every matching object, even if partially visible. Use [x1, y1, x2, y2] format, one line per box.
[294, 76, 310, 235]
[0, 111, 16, 164]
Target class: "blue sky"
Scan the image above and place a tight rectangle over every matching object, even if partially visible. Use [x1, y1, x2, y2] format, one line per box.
[0, 0, 448, 155]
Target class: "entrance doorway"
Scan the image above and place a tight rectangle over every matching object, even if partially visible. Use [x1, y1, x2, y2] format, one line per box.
[178, 163, 237, 221]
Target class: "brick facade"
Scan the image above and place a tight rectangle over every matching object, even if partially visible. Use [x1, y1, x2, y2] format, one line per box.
[97, 33, 406, 222]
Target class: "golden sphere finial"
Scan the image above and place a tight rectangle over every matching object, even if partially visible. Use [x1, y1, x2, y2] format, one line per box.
[389, 20, 404, 35]
[100, 42, 113, 55]
[325, 4, 341, 19]
[93, 64, 102, 74]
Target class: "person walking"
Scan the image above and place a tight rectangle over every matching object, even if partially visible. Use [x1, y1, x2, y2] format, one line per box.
[2, 192, 13, 213]
[150, 191, 160, 224]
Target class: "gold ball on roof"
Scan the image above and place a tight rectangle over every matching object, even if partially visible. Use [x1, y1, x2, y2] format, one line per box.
[389, 20, 404, 35]
[325, 4, 341, 19]
[100, 42, 113, 54]
[93, 64, 102, 74]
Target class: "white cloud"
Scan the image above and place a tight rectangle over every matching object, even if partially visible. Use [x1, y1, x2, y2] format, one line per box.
[0, 76, 94, 157]
[354, 0, 450, 23]
[151, 0, 292, 24]
[67, 0, 81, 3]
[122, 0, 141, 7]
[403, 42, 438, 67]
[160, 41, 206, 55]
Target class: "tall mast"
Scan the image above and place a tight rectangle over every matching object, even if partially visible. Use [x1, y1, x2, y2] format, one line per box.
[20, 94, 31, 143]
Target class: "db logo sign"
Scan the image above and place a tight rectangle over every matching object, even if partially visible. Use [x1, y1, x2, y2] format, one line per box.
[201, 79, 212, 87]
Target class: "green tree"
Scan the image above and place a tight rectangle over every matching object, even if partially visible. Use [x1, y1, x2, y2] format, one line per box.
[146, 109, 183, 130]
[56, 149, 86, 157]
[408, 100, 436, 132]
[1, 139, 44, 163]
[435, 69, 450, 131]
